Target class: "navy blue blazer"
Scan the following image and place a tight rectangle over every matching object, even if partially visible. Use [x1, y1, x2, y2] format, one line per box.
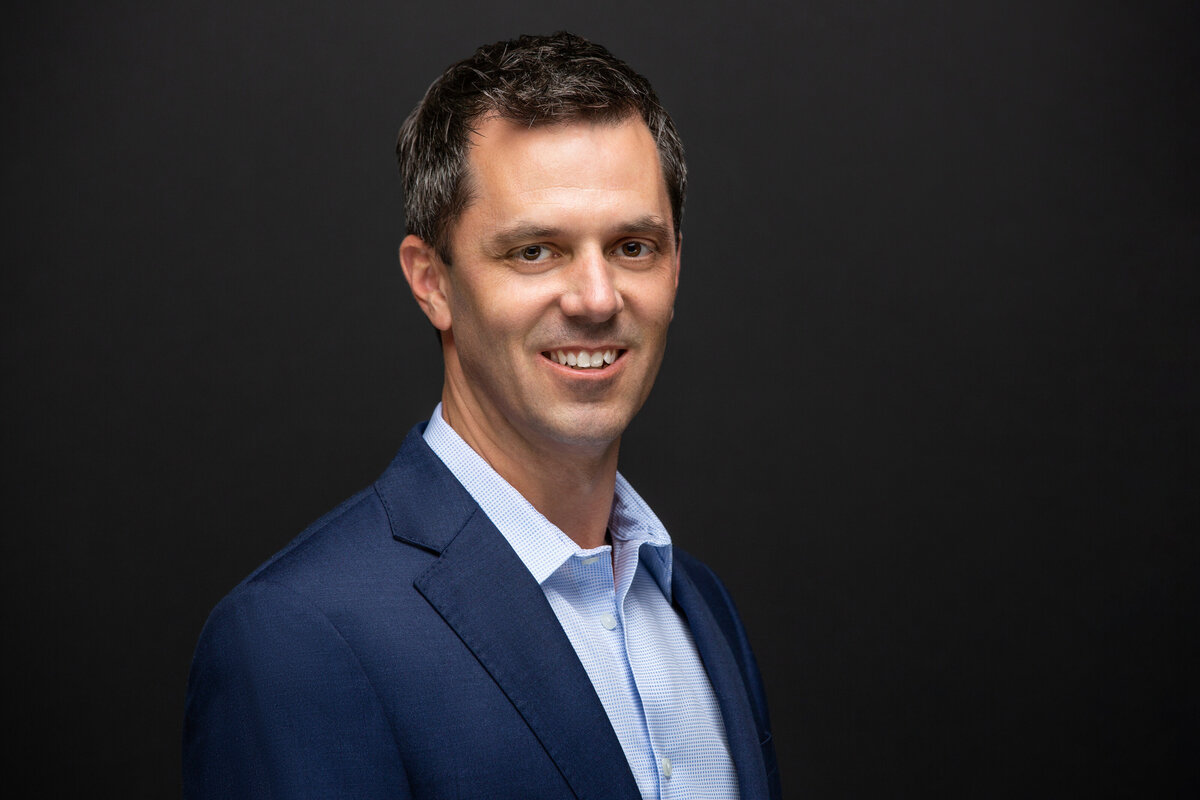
[183, 426, 780, 799]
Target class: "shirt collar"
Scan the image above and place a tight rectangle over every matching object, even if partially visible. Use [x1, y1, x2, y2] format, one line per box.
[609, 472, 673, 598]
[422, 403, 674, 598]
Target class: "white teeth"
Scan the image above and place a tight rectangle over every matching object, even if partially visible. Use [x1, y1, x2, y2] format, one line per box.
[548, 349, 620, 369]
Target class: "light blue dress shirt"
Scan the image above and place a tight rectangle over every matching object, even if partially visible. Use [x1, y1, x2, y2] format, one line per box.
[423, 405, 739, 799]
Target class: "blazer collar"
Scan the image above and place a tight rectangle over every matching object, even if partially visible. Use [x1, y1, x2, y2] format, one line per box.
[375, 424, 477, 555]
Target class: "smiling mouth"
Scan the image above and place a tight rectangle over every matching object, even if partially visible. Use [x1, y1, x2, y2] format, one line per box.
[542, 348, 623, 370]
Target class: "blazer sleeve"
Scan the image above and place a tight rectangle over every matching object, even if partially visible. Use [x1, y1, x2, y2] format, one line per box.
[182, 578, 411, 799]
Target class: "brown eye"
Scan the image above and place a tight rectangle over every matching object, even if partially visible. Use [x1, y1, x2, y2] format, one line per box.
[620, 242, 647, 257]
[520, 245, 544, 260]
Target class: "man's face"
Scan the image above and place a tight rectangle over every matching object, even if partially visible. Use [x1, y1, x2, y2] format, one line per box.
[426, 115, 679, 459]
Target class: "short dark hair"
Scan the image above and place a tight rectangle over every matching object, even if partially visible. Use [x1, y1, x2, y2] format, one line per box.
[396, 32, 686, 263]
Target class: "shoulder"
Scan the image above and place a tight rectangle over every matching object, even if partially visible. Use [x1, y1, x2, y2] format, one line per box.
[183, 430, 464, 796]
[672, 547, 765, 687]
[673, 547, 744, 626]
[227, 424, 468, 600]
[188, 427, 465, 685]
[672, 546, 769, 707]
[187, 481, 418, 705]
[237, 486, 388, 589]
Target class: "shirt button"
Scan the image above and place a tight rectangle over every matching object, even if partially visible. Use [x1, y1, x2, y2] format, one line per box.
[600, 612, 617, 630]
[661, 757, 673, 778]
[581, 555, 600, 566]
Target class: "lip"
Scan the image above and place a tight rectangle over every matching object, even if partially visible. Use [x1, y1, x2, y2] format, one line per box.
[539, 347, 627, 377]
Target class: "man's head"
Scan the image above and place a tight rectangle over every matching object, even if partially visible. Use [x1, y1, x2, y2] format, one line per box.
[398, 33, 684, 467]
[396, 32, 686, 264]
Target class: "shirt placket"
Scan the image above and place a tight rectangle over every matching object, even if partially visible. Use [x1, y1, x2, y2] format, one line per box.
[574, 548, 662, 797]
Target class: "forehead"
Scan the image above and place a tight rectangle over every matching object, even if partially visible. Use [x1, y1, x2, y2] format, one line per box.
[461, 116, 669, 222]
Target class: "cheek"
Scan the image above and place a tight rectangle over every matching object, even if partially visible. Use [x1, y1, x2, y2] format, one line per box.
[477, 287, 561, 341]
[633, 277, 678, 325]
[451, 278, 507, 332]
[452, 294, 536, 360]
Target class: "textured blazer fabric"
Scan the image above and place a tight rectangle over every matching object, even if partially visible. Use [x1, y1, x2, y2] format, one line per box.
[183, 425, 781, 799]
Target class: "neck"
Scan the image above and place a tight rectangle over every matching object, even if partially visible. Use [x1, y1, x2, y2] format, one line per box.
[439, 396, 619, 551]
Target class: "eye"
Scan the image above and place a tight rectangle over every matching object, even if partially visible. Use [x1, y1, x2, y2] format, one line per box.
[518, 245, 552, 262]
[618, 241, 652, 258]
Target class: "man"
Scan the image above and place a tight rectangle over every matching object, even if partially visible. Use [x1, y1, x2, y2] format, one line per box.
[183, 32, 779, 799]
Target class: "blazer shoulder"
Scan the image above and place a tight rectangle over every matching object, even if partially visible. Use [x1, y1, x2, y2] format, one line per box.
[230, 424, 467, 598]
[673, 548, 764, 677]
[673, 548, 741, 621]
[237, 486, 382, 588]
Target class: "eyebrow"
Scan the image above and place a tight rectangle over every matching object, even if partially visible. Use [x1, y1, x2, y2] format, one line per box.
[621, 215, 674, 243]
[485, 224, 561, 254]
[484, 215, 675, 254]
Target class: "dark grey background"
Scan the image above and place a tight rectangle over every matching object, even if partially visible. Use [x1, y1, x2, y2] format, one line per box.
[3, 1, 1197, 796]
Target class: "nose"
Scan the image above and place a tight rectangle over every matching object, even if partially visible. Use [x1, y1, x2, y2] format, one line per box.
[559, 250, 624, 322]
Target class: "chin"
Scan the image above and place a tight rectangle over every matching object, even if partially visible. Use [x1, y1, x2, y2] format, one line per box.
[534, 408, 633, 451]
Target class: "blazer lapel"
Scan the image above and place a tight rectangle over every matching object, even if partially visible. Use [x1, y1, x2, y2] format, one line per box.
[415, 512, 641, 800]
[378, 428, 641, 800]
[673, 563, 771, 800]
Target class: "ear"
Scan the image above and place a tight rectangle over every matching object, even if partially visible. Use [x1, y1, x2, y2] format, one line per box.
[399, 234, 452, 331]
